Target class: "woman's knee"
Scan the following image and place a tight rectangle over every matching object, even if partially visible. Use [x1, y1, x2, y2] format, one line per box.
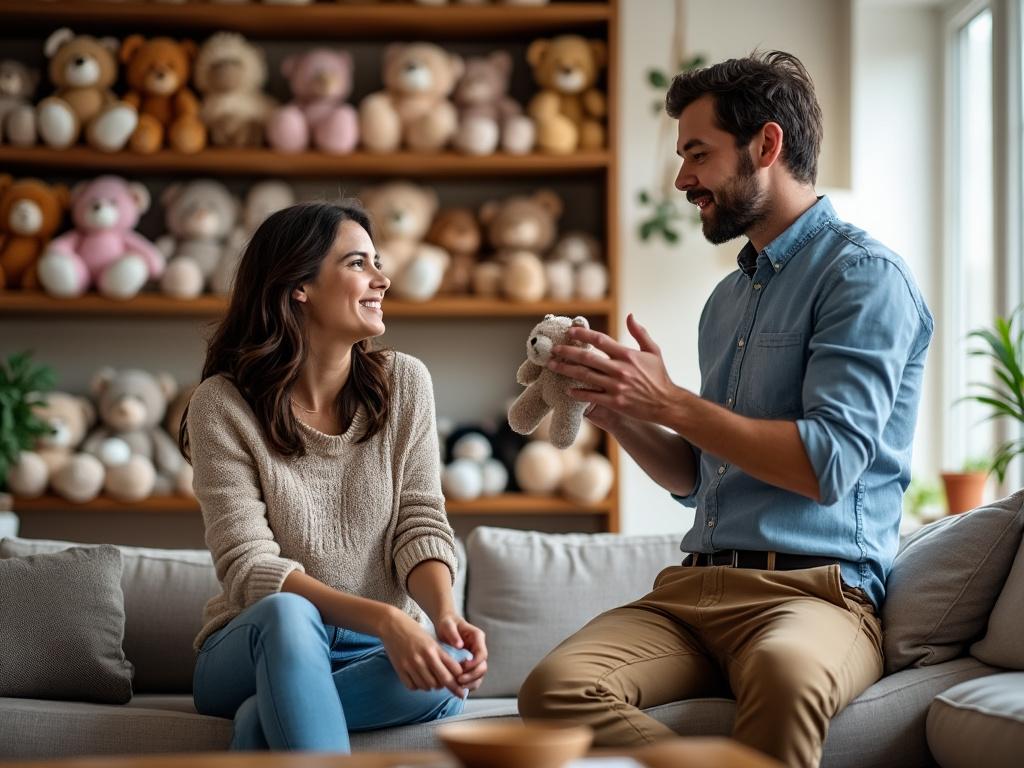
[247, 593, 330, 652]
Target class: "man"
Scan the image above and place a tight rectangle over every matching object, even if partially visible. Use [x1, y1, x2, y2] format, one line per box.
[517, 51, 934, 768]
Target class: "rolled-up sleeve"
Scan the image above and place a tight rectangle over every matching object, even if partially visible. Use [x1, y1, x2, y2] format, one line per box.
[671, 441, 703, 507]
[796, 256, 928, 506]
[188, 382, 305, 608]
[391, 357, 458, 589]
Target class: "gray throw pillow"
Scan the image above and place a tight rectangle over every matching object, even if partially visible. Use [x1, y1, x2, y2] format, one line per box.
[0, 537, 218, 694]
[0, 545, 133, 703]
[882, 489, 1024, 674]
[971, 531, 1024, 669]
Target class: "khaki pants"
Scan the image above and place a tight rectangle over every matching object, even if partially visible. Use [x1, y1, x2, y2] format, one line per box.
[518, 563, 883, 768]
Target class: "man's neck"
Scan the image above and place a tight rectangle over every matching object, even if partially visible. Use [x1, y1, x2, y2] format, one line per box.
[746, 183, 819, 253]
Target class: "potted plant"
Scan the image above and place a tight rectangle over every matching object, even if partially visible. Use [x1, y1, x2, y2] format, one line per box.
[948, 306, 1024, 513]
[941, 458, 990, 515]
[0, 352, 55, 535]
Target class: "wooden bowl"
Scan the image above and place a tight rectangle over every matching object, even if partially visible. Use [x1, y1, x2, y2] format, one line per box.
[437, 721, 594, 768]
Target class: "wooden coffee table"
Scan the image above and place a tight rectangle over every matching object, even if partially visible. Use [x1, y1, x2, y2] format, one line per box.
[0, 738, 782, 768]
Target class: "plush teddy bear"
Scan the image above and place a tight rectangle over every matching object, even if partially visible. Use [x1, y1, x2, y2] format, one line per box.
[35, 28, 138, 152]
[37, 175, 165, 300]
[425, 207, 480, 294]
[440, 425, 509, 501]
[266, 49, 358, 154]
[82, 368, 192, 501]
[213, 180, 296, 295]
[545, 230, 608, 300]
[156, 179, 239, 299]
[6, 392, 105, 504]
[452, 51, 534, 156]
[527, 34, 607, 154]
[0, 60, 39, 146]
[508, 314, 592, 449]
[361, 181, 450, 301]
[120, 35, 207, 154]
[0, 175, 69, 290]
[193, 32, 275, 147]
[474, 189, 562, 302]
[359, 42, 463, 153]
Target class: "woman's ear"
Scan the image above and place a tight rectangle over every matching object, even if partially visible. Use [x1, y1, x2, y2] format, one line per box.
[292, 287, 308, 303]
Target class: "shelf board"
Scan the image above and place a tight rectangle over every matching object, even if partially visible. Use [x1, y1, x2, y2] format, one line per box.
[0, 292, 612, 320]
[12, 494, 611, 517]
[0, 1, 610, 40]
[0, 146, 609, 179]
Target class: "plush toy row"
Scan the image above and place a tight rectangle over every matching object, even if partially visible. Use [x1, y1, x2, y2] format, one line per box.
[0, 28, 604, 156]
[0, 175, 608, 303]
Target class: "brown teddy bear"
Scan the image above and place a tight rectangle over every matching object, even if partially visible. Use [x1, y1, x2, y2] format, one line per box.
[6, 392, 105, 504]
[359, 43, 463, 153]
[474, 189, 562, 302]
[121, 35, 207, 154]
[0, 175, 69, 290]
[361, 181, 450, 301]
[193, 32, 275, 147]
[0, 60, 39, 146]
[452, 51, 534, 155]
[527, 35, 607, 154]
[425, 207, 481, 294]
[508, 314, 592, 449]
[35, 28, 138, 152]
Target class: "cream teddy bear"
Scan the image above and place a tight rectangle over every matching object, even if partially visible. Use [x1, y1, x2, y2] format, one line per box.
[508, 314, 592, 449]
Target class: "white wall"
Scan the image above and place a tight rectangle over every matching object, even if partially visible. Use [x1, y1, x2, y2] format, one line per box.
[616, 0, 943, 533]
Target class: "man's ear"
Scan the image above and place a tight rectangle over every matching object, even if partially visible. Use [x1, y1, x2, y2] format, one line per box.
[757, 121, 784, 169]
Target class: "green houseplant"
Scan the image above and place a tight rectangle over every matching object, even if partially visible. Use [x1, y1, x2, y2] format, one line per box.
[0, 352, 55, 494]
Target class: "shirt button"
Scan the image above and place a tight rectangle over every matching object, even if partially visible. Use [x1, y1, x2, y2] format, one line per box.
[726, 397, 734, 406]
[737, 337, 745, 348]
[753, 282, 762, 290]
[717, 465, 726, 475]
[707, 519, 715, 528]
[773, 262, 781, 271]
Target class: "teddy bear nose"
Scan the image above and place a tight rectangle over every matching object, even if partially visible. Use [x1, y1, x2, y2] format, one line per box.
[530, 337, 537, 346]
[74, 56, 87, 67]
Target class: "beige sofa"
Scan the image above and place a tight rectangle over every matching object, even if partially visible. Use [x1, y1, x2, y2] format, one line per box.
[1, 492, 1023, 767]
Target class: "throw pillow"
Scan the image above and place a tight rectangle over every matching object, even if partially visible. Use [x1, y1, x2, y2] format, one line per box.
[882, 489, 1024, 674]
[971, 530, 1024, 669]
[0, 545, 133, 703]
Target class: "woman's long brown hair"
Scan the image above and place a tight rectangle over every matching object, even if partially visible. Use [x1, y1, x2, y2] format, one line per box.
[180, 201, 391, 461]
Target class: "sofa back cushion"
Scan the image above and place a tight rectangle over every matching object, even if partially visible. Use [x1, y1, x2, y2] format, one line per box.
[464, 527, 684, 697]
[881, 490, 1024, 674]
[0, 537, 219, 694]
[971, 528, 1024, 669]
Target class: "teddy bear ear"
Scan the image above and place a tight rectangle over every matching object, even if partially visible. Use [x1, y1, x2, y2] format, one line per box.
[156, 372, 178, 403]
[181, 39, 199, 62]
[383, 44, 405, 71]
[589, 40, 608, 69]
[120, 34, 145, 64]
[77, 396, 97, 429]
[526, 39, 550, 69]
[161, 183, 183, 210]
[69, 180, 90, 206]
[448, 53, 465, 82]
[533, 189, 564, 219]
[90, 367, 117, 399]
[544, 313, 555, 320]
[571, 315, 590, 329]
[128, 182, 151, 214]
[44, 28, 75, 59]
[99, 37, 121, 58]
[52, 183, 71, 209]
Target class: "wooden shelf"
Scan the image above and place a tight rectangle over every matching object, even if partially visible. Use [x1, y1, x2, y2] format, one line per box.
[12, 493, 611, 517]
[0, 146, 609, 179]
[0, 292, 612, 320]
[0, 1, 611, 40]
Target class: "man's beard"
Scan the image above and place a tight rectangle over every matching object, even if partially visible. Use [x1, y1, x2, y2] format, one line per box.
[698, 151, 769, 245]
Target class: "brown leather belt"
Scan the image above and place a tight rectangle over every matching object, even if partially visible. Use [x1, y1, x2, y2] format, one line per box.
[683, 550, 840, 571]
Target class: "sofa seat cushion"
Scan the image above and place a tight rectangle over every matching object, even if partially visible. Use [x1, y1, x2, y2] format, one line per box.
[927, 672, 1024, 768]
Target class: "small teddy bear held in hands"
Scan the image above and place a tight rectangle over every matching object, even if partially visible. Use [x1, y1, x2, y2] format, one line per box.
[508, 314, 591, 449]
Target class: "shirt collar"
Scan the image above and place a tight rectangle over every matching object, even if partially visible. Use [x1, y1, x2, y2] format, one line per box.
[735, 195, 836, 279]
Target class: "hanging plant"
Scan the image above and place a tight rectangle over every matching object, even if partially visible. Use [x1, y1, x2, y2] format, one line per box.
[0, 352, 55, 491]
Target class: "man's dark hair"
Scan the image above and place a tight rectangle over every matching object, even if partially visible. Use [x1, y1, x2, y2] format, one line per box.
[665, 50, 823, 185]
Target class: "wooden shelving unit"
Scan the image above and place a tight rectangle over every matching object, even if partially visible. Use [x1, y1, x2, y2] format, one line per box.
[3, 0, 621, 533]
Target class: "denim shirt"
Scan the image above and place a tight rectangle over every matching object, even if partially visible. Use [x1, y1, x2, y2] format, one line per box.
[675, 196, 934, 609]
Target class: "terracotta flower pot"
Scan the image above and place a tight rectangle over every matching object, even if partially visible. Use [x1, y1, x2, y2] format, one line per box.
[941, 471, 988, 515]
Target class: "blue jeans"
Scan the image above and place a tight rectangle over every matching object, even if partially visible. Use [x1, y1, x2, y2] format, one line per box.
[193, 592, 470, 752]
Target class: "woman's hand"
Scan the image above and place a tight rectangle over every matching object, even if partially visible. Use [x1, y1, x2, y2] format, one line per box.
[379, 608, 465, 697]
[434, 613, 489, 692]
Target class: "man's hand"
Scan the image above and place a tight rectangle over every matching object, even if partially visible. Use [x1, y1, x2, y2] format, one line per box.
[549, 313, 684, 426]
[434, 613, 489, 692]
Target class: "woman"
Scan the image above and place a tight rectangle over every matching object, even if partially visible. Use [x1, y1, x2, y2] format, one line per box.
[180, 201, 487, 752]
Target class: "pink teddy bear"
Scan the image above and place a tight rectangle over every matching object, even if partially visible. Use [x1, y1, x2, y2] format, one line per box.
[265, 49, 358, 154]
[37, 175, 164, 300]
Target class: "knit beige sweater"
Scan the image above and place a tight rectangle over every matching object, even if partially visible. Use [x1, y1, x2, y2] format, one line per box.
[187, 352, 457, 651]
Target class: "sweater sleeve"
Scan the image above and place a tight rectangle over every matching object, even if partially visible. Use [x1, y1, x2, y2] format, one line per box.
[390, 355, 458, 590]
[187, 378, 305, 608]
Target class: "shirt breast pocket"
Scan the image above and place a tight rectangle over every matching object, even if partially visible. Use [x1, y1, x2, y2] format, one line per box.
[743, 331, 806, 418]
